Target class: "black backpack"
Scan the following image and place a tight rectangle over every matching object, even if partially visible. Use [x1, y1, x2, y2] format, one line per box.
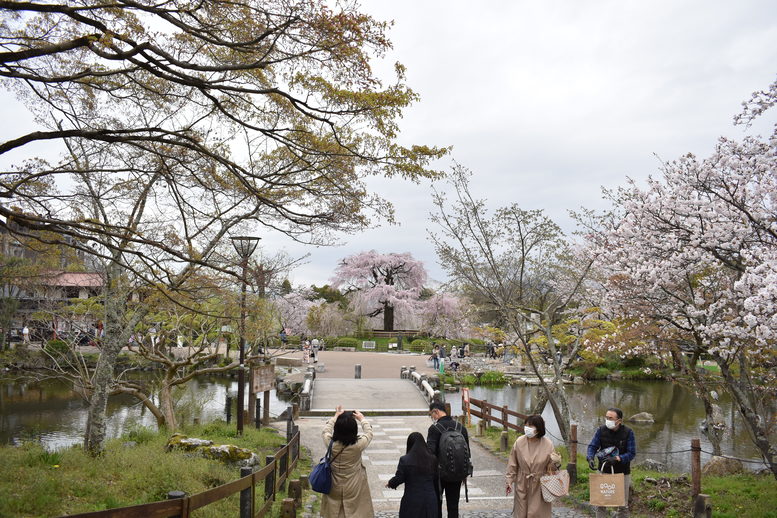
[435, 421, 471, 482]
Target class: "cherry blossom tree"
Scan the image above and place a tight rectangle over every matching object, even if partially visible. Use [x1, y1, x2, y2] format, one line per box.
[274, 290, 320, 338]
[332, 250, 427, 331]
[591, 78, 777, 478]
[419, 292, 473, 339]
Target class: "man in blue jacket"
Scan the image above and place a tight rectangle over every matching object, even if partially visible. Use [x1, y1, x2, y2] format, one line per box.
[587, 407, 637, 518]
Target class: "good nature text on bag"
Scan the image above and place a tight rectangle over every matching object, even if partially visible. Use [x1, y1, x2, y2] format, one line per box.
[588, 466, 626, 507]
[435, 421, 471, 482]
[540, 470, 570, 503]
[310, 440, 345, 494]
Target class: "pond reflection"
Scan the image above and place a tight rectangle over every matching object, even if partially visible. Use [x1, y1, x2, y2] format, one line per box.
[0, 376, 294, 451]
[448, 381, 772, 472]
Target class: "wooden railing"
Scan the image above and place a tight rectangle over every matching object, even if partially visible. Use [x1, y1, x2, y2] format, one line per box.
[60, 430, 302, 518]
[466, 396, 529, 432]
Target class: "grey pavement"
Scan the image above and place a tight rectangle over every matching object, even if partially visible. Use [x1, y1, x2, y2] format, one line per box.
[310, 379, 428, 414]
[293, 414, 588, 517]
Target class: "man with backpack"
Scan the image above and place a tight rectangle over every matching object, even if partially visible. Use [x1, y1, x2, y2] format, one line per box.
[426, 402, 472, 518]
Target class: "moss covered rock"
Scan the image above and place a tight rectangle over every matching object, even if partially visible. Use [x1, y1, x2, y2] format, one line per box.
[166, 434, 258, 467]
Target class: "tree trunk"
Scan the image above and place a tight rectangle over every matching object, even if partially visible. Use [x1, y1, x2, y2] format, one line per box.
[159, 383, 177, 431]
[383, 304, 394, 332]
[84, 264, 148, 455]
[717, 358, 777, 480]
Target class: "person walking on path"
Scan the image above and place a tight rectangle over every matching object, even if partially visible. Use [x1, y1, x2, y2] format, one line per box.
[431, 345, 440, 370]
[427, 401, 470, 518]
[22, 325, 30, 344]
[586, 407, 637, 518]
[321, 405, 374, 518]
[386, 432, 439, 518]
[505, 415, 561, 518]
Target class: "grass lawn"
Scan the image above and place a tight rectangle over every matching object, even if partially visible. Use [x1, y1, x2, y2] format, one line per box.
[0, 421, 312, 518]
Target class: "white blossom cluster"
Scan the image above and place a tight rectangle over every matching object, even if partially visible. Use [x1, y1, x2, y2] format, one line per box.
[593, 79, 777, 373]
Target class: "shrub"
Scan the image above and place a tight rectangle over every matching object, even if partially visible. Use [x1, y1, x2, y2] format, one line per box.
[410, 339, 432, 353]
[335, 337, 359, 348]
[44, 339, 69, 356]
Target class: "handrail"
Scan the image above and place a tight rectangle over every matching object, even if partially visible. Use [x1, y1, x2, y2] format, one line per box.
[57, 430, 302, 518]
[467, 396, 529, 432]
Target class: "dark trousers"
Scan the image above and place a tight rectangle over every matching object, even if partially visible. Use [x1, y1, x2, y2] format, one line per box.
[438, 479, 462, 518]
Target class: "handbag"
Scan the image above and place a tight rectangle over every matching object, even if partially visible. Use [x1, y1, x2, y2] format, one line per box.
[309, 439, 345, 494]
[539, 469, 570, 502]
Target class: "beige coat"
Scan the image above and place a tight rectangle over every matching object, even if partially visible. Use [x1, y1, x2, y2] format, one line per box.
[505, 436, 560, 518]
[320, 417, 374, 518]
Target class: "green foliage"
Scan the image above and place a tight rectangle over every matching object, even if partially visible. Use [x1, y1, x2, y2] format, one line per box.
[410, 339, 432, 353]
[479, 371, 507, 385]
[44, 339, 69, 356]
[461, 374, 477, 385]
[0, 422, 289, 518]
[335, 337, 359, 348]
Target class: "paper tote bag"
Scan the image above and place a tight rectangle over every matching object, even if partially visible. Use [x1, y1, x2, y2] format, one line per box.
[589, 471, 626, 507]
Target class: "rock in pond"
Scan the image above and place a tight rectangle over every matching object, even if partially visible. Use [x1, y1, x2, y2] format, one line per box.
[628, 412, 655, 423]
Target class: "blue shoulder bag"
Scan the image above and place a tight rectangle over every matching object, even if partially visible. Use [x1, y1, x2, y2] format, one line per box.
[309, 440, 346, 494]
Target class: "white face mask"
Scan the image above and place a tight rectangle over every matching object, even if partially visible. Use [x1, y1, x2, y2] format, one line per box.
[524, 426, 537, 438]
[605, 419, 618, 430]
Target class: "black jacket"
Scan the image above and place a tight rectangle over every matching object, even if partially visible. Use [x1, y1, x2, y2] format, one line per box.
[426, 416, 469, 456]
[387, 454, 439, 518]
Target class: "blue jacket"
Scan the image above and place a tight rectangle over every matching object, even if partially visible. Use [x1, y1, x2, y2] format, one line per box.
[587, 424, 636, 475]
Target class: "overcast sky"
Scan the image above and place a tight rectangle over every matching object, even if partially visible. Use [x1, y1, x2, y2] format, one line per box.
[268, 0, 777, 288]
[3, 1, 776, 289]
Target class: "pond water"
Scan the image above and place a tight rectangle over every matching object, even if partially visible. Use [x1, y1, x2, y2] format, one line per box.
[446, 380, 772, 473]
[1, 375, 772, 473]
[0, 375, 294, 451]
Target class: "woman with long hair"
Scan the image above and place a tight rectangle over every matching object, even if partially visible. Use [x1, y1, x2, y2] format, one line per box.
[505, 414, 561, 518]
[321, 405, 374, 517]
[386, 432, 439, 517]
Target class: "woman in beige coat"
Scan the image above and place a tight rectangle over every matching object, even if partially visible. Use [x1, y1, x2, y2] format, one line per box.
[321, 405, 374, 517]
[505, 415, 561, 518]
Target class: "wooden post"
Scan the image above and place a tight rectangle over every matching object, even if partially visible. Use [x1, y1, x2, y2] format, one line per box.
[477, 419, 486, 437]
[288, 479, 302, 508]
[502, 405, 508, 430]
[166, 490, 186, 518]
[693, 494, 712, 518]
[300, 475, 310, 490]
[691, 438, 701, 498]
[239, 467, 252, 518]
[265, 455, 276, 502]
[263, 390, 270, 425]
[225, 394, 233, 423]
[500, 431, 509, 451]
[280, 498, 296, 518]
[292, 403, 299, 419]
[279, 444, 288, 491]
[248, 366, 256, 423]
[255, 398, 262, 429]
[567, 424, 578, 485]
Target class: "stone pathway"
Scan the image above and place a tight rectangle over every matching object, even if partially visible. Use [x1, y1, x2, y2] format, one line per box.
[293, 414, 589, 517]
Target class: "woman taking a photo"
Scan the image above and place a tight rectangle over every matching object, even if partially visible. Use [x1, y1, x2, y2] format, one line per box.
[385, 432, 439, 517]
[321, 405, 374, 517]
[505, 414, 561, 518]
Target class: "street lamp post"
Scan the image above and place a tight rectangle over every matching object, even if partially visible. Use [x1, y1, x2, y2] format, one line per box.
[230, 235, 261, 436]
